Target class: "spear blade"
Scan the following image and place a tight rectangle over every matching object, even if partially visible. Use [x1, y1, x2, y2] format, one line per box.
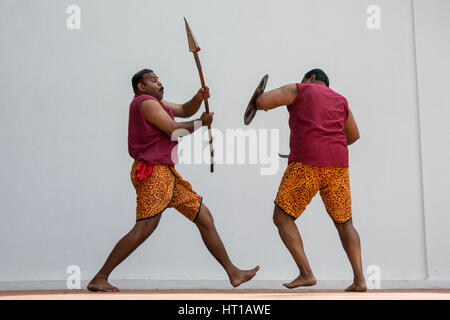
[184, 17, 201, 53]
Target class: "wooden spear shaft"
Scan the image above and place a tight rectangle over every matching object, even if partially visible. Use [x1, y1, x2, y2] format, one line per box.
[192, 52, 214, 173]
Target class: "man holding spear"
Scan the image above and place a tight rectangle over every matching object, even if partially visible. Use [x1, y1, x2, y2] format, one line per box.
[87, 68, 259, 292]
[87, 18, 260, 292]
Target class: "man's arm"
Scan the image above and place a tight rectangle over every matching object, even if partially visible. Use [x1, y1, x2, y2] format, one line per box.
[162, 87, 210, 118]
[255, 83, 298, 111]
[139, 99, 213, 138]
[345, 109, 360, 145]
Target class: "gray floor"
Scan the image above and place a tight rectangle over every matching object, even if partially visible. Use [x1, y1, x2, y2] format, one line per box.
[1, 279, 449, 291]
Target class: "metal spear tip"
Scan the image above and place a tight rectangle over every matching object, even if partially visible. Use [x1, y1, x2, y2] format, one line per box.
[184, 17, 201, 53]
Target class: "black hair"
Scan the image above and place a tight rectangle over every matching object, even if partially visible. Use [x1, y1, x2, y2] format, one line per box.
[132, 69, 153, 92]
[304, 69, 329, 87]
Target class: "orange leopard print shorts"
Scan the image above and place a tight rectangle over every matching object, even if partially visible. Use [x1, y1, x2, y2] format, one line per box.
[130, 161, 202, 222]
[274, 162, 352, 224]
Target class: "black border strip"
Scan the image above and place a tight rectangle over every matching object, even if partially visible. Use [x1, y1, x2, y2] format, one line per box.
[168, 166, 204, 224]
[273, 201, 297, 220]
[274, 200, 352, 225]
[334, 216, 352, 225]
[192, 196, 203, 223]
[192, 197, 203, 223]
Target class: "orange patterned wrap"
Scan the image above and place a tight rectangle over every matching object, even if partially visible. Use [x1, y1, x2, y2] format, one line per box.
[274, 162, 352, 224]
[130, 161, 202, 222]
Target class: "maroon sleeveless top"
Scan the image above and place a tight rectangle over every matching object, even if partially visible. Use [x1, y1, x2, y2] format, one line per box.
[287, 83, 349, 167]
[128, 94, 178, 165]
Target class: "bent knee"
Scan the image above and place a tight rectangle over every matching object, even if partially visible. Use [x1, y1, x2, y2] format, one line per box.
[202, 205, 214, 223]
[273, 207, 292, 227]
[334, 218, 353, 231]
[273, 212, 281, 226]
[134, 216, 161, 238]
[196, 204, 214, 229]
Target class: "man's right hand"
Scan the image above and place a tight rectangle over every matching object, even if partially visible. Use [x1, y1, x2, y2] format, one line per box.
[200, 112, 214, 126]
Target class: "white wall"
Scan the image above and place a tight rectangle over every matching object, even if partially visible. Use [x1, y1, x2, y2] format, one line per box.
[0, 0, 448, 286]
[413, 0, 450, 280]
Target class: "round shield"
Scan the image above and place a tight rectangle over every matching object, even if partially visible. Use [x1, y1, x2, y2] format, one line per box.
[244, 74, 269, 125]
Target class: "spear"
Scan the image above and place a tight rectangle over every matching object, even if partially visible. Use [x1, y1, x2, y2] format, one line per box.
[184, 17, 214, 173]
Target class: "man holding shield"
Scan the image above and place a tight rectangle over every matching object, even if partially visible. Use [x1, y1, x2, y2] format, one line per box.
[253, 69, 366, 292]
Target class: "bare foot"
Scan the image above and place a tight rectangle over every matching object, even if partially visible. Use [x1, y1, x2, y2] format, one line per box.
[87, 276, 120, 292]
[345, 280, 367, 292]
[283, 274, 317, 289]
[229, 266, 260, 288]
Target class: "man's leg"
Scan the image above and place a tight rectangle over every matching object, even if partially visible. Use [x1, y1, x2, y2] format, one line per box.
[87, 214, 162, 292]
[335, 219, 366, 292]
[194, 203, 260, 287]
[273, 205, 316, 288]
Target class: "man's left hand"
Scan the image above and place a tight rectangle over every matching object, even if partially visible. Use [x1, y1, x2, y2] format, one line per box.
[195, 87, 210, 102]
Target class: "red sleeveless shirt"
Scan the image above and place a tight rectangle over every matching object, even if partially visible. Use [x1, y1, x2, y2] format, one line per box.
[128, 94, 178, 166]
[287, 83, 349, 167]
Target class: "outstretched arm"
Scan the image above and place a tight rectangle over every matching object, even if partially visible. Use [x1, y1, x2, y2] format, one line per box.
[139, 99, 213, 138]
[345, 109, 360, 145]
[255, 83, 298, 110]
[163, 87, 210, 118]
